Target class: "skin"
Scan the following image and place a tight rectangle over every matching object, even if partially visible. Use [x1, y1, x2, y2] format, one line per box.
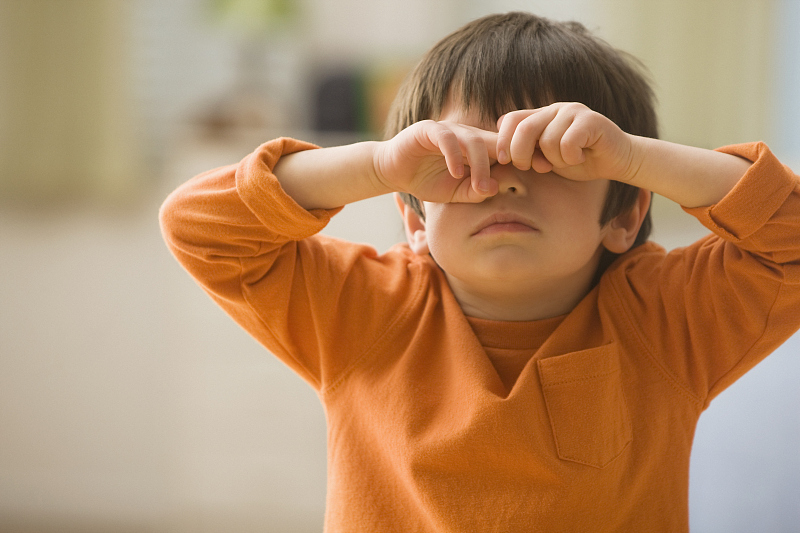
[273, 100, 752, 321]
[406, 102, 635, 320]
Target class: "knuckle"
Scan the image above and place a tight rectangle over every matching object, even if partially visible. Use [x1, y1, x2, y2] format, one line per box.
[539, 134, 559, 152]
[504, 110, 529, 127]
[465, 134, 483, 148]
[515, 118, 538, 136]
[437, 127, 456, 141]
[560, 139, 579, 161]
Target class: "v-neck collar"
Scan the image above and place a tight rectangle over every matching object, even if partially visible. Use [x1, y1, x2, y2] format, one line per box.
[465, 314, 565, 350]
[461, 314, 565, 397]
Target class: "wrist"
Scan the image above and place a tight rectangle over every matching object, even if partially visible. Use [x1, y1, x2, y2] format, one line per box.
[274, 140, 395, 210]
[621, 134, 648, 185]
[620, 136, 751, 207]
[369, 140, 397, 196]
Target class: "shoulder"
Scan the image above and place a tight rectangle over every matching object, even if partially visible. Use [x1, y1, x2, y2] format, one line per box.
[601, 241, 670, 287]
[297, 236, 443, 317]
[309, 236, 435, 278]
[595, 239, 698, 336]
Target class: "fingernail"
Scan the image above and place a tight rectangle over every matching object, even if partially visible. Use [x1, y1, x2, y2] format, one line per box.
[498, 150, 507, 163]
[479, 179, 489, 192]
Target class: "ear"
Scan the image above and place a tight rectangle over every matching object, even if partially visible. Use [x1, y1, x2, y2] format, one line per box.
[394, 193, 430, 255]
[601, 188, 651, 254]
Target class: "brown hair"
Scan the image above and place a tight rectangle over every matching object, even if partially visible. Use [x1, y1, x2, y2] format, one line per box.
[385, 12, 658, 272]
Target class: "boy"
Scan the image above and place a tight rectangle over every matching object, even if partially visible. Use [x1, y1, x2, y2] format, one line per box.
[160, 12, 800, 532]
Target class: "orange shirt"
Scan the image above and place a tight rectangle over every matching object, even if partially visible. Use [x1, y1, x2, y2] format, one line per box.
[160, 138, 800, 532]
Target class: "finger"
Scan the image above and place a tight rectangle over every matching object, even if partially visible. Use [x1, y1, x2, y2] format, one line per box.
[457, 129, 494, 196]
[452, 169, 495, 203]
[536, 110, 576, 169]
[508, 108, 557, 171]
[455, 123, 499, 162]
[439, 122, 498, 196]
[427, 123, 465, 179]
[559, 114, 593, 166]
[496, 110, 536, 165]
[531, 147, 554, 174]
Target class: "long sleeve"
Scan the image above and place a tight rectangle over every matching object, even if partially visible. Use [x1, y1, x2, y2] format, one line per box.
[606, 142, 800, 408]
[159, 138, 425, 391]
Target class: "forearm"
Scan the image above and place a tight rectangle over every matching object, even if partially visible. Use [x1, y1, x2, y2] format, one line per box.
[627, 136, 753, 208]
[273, 140, 392, 210]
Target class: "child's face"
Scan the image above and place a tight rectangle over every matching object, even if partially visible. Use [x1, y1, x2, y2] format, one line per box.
[415, 103, 618, 319]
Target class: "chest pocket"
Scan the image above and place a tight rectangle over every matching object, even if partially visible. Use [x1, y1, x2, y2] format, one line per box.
[538, 343, 632, 468]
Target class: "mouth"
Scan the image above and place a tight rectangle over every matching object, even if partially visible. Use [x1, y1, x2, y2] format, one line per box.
[472, 212, 538, 236]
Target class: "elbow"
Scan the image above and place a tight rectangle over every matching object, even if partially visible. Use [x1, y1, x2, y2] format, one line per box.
[158, 184, 202, 259]
[158, 189, 183, 252]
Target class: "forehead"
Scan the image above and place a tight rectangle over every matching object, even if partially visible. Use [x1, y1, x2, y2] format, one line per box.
[438, 94, 501, 132]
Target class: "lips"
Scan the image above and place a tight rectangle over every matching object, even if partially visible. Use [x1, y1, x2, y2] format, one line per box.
[472, 212, 538, 236]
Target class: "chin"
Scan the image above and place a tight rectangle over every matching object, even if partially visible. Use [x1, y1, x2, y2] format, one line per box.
[475, 256, 541, 283]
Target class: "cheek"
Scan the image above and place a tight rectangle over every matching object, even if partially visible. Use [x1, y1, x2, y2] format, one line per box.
[536, 185, 609, 257]
[422, 206, 470, 261]
[539, 180, 607, 225]
[424, 213, 452, 250]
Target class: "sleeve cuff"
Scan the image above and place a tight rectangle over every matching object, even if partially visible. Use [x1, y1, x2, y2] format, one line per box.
[683, 142, 797, 241]
[235, 137, 344, 241]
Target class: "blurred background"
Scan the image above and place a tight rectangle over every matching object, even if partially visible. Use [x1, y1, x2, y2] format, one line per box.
[0, 0, 798, 531]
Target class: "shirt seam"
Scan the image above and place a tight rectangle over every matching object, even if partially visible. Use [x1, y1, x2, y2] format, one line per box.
[238, 253, 323, 390]
[607, 274, 704, 409]
[321, 261, 428, 399]
[702, 280, 784, 409]
[541, 369, 619, 387]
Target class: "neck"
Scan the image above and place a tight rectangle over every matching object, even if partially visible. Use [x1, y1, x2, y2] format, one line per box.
[443, 255, 602, 322]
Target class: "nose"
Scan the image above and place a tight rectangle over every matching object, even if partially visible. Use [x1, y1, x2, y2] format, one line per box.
[491, 163, 527, 195]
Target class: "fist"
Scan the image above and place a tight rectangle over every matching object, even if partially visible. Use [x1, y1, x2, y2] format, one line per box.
[373, 119, 500, 203]
[496, 103, 636, 183]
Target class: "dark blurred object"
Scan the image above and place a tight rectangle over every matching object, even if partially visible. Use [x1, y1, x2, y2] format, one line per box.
[311, 63, 411, 137]
[313, 70, 367, 133]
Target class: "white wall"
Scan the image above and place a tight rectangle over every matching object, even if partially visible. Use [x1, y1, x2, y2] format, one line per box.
[688, 1, 800, 530]
[772, 0, 800, 167]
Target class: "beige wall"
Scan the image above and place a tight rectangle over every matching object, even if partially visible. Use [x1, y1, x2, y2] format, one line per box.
[598, 0, 776, 148]
[0, 0, 141, 205]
